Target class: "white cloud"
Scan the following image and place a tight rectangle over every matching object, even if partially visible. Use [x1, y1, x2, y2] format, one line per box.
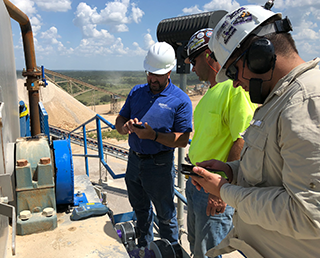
[183, 0, 240, 14]
[143, 32, 155, 50]
[296, 41, 319, 59]
[11, 0, 71, 15]
[131, 42, 146, 56]
[35, 0, 71, 12]
[74, 36, 127, 57]
[271, 1, 320, 60]
[11, 0, 37, 16]
[115, 24, 129, 32]
[38, 26, 73, 55]
[279, 0, 320, 8]
[131, 3, 144, 23]
[40, 27, 61, 42]
[30, 15, 42, 35]
[10, 0, 72, 59]
[110, 38, 129, 55]
[73, 3, 97, 28]
[294, 20, 319, 41]
[182, 6, 202, 14]
[74, 0, 144, 36]
[96, 1, 130, 24]
[203, 0, 240, 12]
[72, 1, 145, 57]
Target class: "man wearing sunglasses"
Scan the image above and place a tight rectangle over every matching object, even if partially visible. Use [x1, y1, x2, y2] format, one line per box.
[184, 28, 256, 258]
[191, 3, 320, 258]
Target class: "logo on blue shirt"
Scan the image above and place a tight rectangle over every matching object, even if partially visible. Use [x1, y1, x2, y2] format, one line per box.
[159, 103, 171, 110]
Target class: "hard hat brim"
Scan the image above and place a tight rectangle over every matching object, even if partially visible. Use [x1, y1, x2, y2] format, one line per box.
[143, 59, 175, 75]
[216, 67, 229, 83]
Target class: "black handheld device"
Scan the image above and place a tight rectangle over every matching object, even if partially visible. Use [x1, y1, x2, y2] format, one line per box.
[181, 164, 203, 178]
[181, 164, 225, 178]
[133, 123, 145, 129]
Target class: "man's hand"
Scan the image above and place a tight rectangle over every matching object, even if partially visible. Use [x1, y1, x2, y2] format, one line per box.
[207, 194, 227, 216]
[127, 119, 156, 140]
[190, 160, 230, 198]
[196, 159, 233, 183]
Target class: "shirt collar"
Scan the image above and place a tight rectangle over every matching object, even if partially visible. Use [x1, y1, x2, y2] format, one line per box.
[267, 58, 320, 101]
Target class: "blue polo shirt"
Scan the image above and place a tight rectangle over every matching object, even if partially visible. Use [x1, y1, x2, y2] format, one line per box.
[119, 79, 193, 154]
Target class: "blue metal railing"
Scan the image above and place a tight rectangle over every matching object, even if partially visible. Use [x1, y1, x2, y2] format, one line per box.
[68, 114, 126, 179]
[67, 114, 188, 204]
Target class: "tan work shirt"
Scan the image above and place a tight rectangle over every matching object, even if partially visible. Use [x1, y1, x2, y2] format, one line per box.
[207, 58, 320, 258]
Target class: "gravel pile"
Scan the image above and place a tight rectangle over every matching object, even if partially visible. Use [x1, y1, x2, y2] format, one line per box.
[17, 79, 97, 131]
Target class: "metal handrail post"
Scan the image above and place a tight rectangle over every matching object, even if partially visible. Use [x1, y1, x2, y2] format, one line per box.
[96, 118, 104, 182]
[95, 117, 125, 179]
[177, 73, 188, 231]
[83, 124, 89, 176]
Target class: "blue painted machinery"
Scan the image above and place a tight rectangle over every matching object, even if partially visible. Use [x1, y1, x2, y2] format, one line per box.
[53, 138, 74, 205]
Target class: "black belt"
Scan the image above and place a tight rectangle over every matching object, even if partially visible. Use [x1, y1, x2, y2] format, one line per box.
[132, 150, 172, 159]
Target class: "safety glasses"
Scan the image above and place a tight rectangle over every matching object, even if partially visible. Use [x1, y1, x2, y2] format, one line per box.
[226, 50, 247, 81]
[190, 59, 196, 66]
[145, 71, 166, 77]
[189, 52, 202, 67]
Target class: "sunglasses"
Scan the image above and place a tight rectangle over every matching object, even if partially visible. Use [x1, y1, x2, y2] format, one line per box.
[225, 50, 247, 81]
[145, 71, 166, 77]
[190, 59, 196, 66]
[189, 52, 203, 67]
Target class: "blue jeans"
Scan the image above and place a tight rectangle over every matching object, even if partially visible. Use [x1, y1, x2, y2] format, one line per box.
[186, 178, 234, 258]
[125, 149, 179, 247]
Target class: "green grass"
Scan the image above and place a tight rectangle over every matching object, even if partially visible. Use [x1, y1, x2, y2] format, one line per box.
[88, 129, 128, 141]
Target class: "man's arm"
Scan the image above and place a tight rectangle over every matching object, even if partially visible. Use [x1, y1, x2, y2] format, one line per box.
[132, 121, 190, 148]
[206, 138, 243, 215]
[115, 115, 130, 135]
[227, 138, 244, 162]
[154, 131, 190, 148]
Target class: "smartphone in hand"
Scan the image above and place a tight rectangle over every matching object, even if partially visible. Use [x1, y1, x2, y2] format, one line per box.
[181, 164, 224, 178]
[133, 123, 145, 129]
[181, 164, 203, 178]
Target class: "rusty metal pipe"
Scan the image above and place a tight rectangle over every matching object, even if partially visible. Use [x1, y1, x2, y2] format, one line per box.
[4, 0, 41, 135]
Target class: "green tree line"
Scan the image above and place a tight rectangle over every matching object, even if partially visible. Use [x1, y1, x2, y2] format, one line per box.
[16, 70, 200, 106]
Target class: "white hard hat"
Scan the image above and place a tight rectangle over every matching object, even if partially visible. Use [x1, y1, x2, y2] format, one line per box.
[208, 5, 281, 83]
[144, 42, 176, 75]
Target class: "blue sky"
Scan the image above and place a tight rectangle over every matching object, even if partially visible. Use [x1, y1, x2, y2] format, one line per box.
[9, 0, 320, 71]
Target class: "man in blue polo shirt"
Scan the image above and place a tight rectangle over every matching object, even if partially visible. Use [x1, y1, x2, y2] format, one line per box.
[115, 41, 193, 254]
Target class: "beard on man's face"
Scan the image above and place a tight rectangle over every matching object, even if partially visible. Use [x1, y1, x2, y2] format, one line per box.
[148, 78, 168, 92]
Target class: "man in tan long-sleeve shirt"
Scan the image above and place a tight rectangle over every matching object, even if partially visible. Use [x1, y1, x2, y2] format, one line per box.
[190, 4, 320, 258]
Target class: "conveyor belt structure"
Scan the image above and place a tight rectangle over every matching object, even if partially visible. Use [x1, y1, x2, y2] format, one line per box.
[50, 125, 129, 161]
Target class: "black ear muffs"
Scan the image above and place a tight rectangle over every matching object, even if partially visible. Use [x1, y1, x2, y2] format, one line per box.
[245, 38, 276, 74]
